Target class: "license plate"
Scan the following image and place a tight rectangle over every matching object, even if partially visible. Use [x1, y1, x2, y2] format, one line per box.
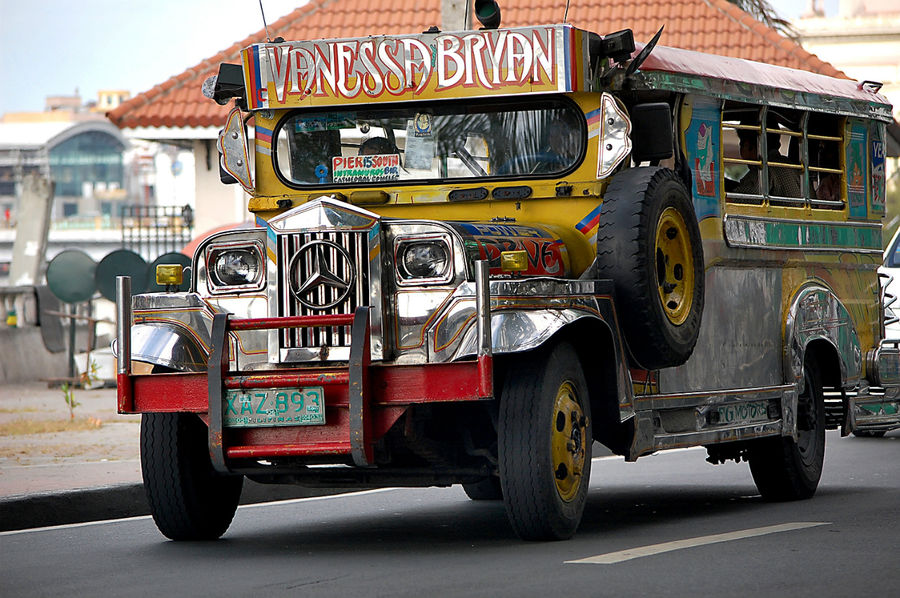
[224, 387, 325, 427]
[716, 401, 769, 425]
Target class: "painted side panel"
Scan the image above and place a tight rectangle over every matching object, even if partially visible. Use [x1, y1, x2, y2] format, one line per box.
[659, 266, 782, 392]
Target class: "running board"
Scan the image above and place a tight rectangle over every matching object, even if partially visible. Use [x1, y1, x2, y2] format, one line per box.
[627, 385, 797, 461]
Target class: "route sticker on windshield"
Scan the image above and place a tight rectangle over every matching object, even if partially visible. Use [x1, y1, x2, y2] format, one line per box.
[333, 154, 400, 183]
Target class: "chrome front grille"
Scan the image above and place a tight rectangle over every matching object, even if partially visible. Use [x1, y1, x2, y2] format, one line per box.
[276, 230, 369, 354]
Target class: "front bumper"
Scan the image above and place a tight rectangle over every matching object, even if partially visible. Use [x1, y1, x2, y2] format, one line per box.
[115, 265, 494, 472]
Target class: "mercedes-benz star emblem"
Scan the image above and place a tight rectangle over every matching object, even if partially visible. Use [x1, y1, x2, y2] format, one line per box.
[289, 240, 356, 310]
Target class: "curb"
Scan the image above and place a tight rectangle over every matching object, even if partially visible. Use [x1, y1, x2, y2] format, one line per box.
[0, 481, 350, 532]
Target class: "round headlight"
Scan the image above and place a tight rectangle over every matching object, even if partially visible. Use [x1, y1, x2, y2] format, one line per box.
[213, 248, 261, 287]
[399, 241, 450, 280]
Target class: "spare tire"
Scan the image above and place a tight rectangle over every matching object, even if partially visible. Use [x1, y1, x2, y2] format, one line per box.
[595, 167, 704, 370]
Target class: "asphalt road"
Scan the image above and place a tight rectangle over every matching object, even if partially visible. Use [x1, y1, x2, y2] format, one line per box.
[3, 430, 897, 597]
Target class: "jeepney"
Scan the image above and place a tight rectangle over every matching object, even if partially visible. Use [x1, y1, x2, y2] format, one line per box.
[115, 8, 900, 541]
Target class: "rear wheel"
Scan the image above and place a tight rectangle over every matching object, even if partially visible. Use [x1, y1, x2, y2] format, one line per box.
[499, 343, 592, 540]
[748, 361, 825, 500]
[141, 412, 243, 540]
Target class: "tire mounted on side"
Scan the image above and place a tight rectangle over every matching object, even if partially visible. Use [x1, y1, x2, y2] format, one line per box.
[595, 166, 705, 370]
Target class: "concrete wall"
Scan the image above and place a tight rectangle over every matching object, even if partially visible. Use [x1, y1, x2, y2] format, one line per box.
[191, 139, 251, 235]
[0, 326, 69, 384]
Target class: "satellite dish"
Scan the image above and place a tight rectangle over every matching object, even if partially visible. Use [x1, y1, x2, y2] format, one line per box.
[95, 249, 148, 301]
[46, 250, 97, 304]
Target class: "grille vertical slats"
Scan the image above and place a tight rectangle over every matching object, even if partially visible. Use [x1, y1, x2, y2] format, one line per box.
[276, 230, 369, 355]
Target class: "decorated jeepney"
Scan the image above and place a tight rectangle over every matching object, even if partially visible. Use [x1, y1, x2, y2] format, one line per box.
[115, 7, 900, 541]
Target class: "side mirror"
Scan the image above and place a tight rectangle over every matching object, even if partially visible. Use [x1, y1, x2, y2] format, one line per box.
[217, 107, 254, 191]
[630, 103, 673, 163]
[202, 63, 246, 106]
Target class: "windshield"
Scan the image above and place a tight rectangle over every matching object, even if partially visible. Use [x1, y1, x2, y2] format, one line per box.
[273, 98, 584, 187]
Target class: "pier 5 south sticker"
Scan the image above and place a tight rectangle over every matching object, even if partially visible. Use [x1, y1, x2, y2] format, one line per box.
[333, 154, 400, 183]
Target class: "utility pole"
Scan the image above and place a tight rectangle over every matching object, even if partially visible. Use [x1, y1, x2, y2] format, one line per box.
[9, 173, 54, 286]
[441, 0, 468, 31]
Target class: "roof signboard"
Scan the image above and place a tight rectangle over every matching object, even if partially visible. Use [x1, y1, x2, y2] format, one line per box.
[242, 24, 591, 109]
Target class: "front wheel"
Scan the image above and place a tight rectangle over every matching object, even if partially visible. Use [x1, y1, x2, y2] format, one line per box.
[748, 361, 825, 500]
[141, 413, 244, 540]
[498, 343, 592, 540]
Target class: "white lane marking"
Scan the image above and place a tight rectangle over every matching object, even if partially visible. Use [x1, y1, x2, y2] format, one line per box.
[0, 488, 400, 536]
[238, 487, 397, 510]
[0, 515, 154, 536]
[566, 522, 831, 565]
[0, 446, 710, 537]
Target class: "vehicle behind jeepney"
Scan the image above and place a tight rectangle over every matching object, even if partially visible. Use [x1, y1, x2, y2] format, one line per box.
[116, 9, 900, 541]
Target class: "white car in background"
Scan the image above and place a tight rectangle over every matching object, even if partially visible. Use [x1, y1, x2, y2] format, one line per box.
[881, 227, 900, 341]
[857, 228, 900, 437]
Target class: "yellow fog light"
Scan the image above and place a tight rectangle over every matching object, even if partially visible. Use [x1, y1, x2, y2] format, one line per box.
[500, 250, 528, 272]
[156, 264, 184, 286]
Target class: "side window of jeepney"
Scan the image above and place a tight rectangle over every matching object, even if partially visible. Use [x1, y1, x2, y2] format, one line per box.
[272, 102, 584, 187]
[807, 112, 845, 208]
[723, 102, 843, 209]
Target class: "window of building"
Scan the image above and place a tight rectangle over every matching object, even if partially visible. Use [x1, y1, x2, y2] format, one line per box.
[48, 131, 124, 197]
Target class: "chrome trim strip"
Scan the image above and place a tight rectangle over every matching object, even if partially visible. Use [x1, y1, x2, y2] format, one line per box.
[475, 261, 491, 359]
[723, 214, 883, 254]
[634, 384, 793, 411]
[116, 276, 131, 375]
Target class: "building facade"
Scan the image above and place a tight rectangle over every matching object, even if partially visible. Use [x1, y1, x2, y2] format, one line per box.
[796, 0, 900, 229]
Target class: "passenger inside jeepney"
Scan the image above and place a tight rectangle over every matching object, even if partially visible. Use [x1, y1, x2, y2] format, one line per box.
[497, 110, 581, 175]
[359, 136, 398, 156]
[537, 111, 581, 171]
[730, 129, 801, 198]
[813, 140, 841, 202]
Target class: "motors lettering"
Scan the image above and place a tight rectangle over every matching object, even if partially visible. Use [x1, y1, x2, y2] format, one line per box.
[477, 237, 566, 276]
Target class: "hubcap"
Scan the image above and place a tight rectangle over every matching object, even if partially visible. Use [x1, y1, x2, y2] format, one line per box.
[551, 381, 587, 502]
[655, 207, 694, 325]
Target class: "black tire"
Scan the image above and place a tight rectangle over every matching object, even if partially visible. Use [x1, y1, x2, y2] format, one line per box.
[141, 413, 243, 540]
[748, 360, 826, 500]
[498, 342, 592, 540]
[852, 430, 886, 438]
[595, 167, 704, 369]
[462, 476, 503, 501]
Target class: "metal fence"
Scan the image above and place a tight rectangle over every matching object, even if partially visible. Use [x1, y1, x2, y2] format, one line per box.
[121, 204, 193, 261]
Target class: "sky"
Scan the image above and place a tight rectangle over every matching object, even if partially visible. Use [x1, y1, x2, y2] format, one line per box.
[0, 0, 303, 115]
[0, 0, 839, 116]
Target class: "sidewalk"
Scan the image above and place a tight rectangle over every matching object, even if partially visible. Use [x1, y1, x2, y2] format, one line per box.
[0, 382, 338, 532]
[0, 382, 141, 496]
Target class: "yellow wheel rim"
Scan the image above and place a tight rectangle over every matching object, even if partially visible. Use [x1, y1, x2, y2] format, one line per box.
[550, 381, 588, 502]
[654, 207, 695, 326]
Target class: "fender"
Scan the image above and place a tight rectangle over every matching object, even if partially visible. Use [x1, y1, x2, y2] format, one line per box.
[451, 308, 609, 360]
[127, 323, 210, 372]
[784, 284, 861, 391]
[432, 278, 618, 362]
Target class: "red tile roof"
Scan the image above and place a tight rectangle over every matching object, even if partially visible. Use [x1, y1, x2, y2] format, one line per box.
[108, 0, 844, 129]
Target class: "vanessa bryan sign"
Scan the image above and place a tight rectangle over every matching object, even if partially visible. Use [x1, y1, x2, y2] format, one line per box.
[242, 25, 591, 108]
